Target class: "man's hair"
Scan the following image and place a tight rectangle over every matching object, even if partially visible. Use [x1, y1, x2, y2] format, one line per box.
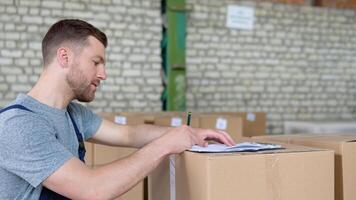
[42, 19, 107, 66]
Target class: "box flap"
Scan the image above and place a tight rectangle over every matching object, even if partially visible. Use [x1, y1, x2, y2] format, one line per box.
[187, 138, 333, 158]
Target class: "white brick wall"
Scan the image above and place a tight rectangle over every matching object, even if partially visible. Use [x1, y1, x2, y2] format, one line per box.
[0, 0, 162, 113]
[186, 0, 356, 134]
[2, 0, 356, 134]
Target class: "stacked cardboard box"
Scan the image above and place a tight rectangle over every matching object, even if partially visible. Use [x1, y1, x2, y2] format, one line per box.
[92, 112, 188, 200]
[149, 112, 198, 200]
[208, 112, 266, 137]
[90, 112, 147, 200]
[84, 142, 94, 167]
[149, 138, 334, 200]
[118, 111, 266, 139]
[148, 112, 267, 200]
[115, 111, 169, 125]
[255, 134, 356, 200]
[198, 114, 243, 140]
[91, 111, 268, 200]
[153, 112, 200, 128]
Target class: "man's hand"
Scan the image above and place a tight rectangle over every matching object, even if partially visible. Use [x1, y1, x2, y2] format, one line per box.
[195, 128, 236, 147]
[155, 125, 236, 155]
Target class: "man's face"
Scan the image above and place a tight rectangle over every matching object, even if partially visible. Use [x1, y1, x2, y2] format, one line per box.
[66, 36, 106, 102]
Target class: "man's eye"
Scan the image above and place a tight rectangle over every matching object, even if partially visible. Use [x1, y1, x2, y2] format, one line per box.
[93, 61, 99, 66]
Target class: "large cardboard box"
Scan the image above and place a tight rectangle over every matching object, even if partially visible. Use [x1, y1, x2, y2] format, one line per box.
[235, 112, 266, 136]
[255, 134, 356, 200]
[148, 156, 171, 200]
[93, 145, 138, 166]
[149, 113, 199, 200]
[153, 113, 200, 128]
[84, 142, 94, 167]
[100, 112, 147, 126]
[198, 114, 243, 140]
[95, 112, 146, 200]
[149, 113, 253, 200]
[149, 139, 334, 200]
[175, 141, 334, 200]
[115, 111, 173, 125]
[95, 112, 145, 165]
[208, 112, 266, 137]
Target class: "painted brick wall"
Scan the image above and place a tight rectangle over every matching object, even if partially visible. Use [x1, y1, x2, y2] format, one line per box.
[0, 0, 163, 113]
[186, 0, 356, 133]
[1, 0, 356, 134]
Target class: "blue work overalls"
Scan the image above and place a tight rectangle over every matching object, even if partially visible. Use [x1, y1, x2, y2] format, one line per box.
[0, 104, 86, 200]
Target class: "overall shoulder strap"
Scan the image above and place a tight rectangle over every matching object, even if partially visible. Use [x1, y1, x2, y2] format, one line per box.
[0, 104, 34, 114]
[67, 107, 86, 162]
[67, 110, 81, 138]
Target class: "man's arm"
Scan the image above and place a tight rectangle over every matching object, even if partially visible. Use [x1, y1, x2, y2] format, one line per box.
[87, 118, 173, 148]
[43, 125, 231, 200]
[88, 118, 235, 149]
[43, 136, 168, 200]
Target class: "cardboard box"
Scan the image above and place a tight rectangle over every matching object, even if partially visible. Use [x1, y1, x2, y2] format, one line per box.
[95, 112, 146, 200]
[198, 114, 243, 140]
[100, 112, 146, 126]
[149, 113, 254, 200]
[84, 142, 94, 167]
[113, 111, 168, 125]
[93, 145, 138, 165]
[213, 112, 266, 137]
[149, 139, 334, 200]
[148, 156, 171, 200]
[153, 114, 200, 128]
[95, 112, 146, 165]
[255, 134, 356, 200]
[113, 111, 188, 125]
[176, 140, 334, 200]
[235, 112, 266, 136]
[93, 165, 145, 200]
[149, 113, 198, 200]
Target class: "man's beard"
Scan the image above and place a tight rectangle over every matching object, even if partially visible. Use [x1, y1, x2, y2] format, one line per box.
[66, 64, 96, 102]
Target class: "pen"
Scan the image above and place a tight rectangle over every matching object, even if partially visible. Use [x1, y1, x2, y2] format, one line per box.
[186, 111, 191, 126]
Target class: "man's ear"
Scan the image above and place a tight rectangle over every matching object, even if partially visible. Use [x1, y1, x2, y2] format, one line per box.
[56, 47, 70, 68]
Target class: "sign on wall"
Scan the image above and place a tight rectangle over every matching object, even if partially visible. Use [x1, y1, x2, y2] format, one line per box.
[226, 5, 255, 30]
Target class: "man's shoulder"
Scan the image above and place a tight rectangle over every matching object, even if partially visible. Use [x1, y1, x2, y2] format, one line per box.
[0, 107, 55, 143]
[1, 107, 46, 127]
[0, 103, 36, 118]
[0, 102, 50, 131]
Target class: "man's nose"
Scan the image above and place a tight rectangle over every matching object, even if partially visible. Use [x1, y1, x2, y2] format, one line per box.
[97, 65, 107, 80]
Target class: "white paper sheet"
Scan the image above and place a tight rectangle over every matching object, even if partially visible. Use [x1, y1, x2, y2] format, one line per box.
[189, 142, 282, 153]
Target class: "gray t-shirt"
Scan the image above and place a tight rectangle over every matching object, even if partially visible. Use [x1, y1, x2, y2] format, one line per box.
[0, 94, 102, 200]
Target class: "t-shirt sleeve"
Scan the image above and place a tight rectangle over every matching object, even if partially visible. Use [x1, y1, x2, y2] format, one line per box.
[69, 103, 103, 140]
[0, 112, 73, 187]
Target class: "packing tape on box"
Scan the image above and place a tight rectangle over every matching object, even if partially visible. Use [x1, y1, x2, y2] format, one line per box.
[168, 119, 181, 200]
[169, 155, 176, 200]
[265, 154, 282, 200]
